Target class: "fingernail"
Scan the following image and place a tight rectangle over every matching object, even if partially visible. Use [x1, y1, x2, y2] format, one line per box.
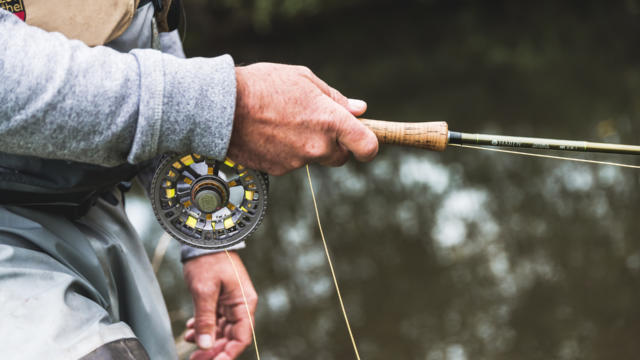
[197, 334, 213, 349]
[348, 98, 367, 111]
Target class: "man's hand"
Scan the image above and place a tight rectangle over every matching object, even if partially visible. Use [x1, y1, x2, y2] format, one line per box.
[227, 63, 379, 175]
[183, 251, 257, 360]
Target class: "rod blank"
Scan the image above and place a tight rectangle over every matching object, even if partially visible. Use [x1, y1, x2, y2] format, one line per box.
[448, 131, 640, 155]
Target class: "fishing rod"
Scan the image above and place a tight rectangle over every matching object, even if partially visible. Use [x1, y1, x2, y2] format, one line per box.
[150, 119, 640, 250]
[359, 119, 640, 155]
[153, 120, 640, 360]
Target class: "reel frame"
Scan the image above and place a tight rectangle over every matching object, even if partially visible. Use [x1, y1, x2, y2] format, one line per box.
[150, 153, 268, 249]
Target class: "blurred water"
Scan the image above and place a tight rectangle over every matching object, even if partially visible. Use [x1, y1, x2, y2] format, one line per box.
[127, 2, 640, 359]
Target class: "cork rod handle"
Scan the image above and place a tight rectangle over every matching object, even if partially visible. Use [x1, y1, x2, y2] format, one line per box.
[360, 119, 449, 151]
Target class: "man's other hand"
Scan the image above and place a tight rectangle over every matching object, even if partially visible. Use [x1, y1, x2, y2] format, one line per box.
[227, 63, 379, 175]
[183, 252, 257, 360]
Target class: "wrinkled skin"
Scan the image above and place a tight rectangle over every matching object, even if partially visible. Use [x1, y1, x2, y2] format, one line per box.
[183, 63, 378, 359]
[183, 252, 256, 360]
[227, 62, 378, 175]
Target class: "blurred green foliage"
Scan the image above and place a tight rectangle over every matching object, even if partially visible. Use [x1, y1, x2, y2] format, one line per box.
[187, 0, 640, 34]
[188, 0, 366, 32]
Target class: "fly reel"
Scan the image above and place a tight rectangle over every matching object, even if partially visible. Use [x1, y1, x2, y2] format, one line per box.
[150, 154, 268, 249]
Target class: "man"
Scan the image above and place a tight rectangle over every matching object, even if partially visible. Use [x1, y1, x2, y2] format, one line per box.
[0, 1, 378, 359]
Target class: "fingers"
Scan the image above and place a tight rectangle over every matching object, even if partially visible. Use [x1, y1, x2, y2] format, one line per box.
[231, 62, 376, 174]
[189, 339, 251, 360]
[213, 354, 232, 360]
[188, 328, 252, 360]
[347, 98, 367, 116]
[191, 283, 221, 349]
[337, 121, 379, 162]
[220, 340, 251, 359]
[332, 107, 379, 162]
[299, 67, 376, 162]
[316, 142, 350, 167]
[299, 95, 374, 166]
[300, 67, 348, 108]
[189, 340, 227, 360]
[185, 328, 195, 342]
[299, 66, 368, 116]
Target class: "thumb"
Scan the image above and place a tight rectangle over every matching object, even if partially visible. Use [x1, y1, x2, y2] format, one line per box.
[336, 112, 379, 162]
[192, 284, 221, 349]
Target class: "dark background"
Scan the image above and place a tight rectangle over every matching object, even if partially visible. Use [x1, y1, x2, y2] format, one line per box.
[126, 1, 640, 359]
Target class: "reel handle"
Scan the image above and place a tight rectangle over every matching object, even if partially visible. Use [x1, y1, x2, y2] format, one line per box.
[360, 119, 449, 151]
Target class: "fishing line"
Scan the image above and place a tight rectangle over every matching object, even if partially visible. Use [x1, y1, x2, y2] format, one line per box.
[306, 165, 362, 360]
[449, 143, 640, 169]
[224, 249, 261, 360]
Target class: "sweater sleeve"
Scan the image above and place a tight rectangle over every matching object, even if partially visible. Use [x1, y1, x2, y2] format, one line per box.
[147, 29, 248, 258]
[0, 9, 236, 167]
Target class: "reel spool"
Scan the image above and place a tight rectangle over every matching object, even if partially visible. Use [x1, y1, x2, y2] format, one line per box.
[150, 154, 268, 249]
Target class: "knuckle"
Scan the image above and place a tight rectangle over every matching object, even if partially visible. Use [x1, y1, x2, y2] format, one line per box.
[319, 108, 341, 132]
[329, 87, 346, 103]
[240, 337, 252, 347]
[335, 153, 349, 167]
[268, 163, 289, 176]
[195, 314, 217, 328]
[264, 163, 283, 176]
[362, 138, 379, 160]
[303, 141, 329, 159]
[295, 65, 312, 76]
[190, 282, 219, 297]
[289, 158, 305, 170]
[246, 293, 258, 307]
[324, 153, 348, 167]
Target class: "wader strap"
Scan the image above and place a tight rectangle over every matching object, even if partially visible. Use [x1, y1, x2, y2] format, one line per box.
[0, 190, 99, 218]
[151, 17, 160, 50]
[154, 0, 173, 32]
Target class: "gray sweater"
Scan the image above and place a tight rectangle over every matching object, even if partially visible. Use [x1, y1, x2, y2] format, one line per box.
[0, 8, 235, 167]
[0, 6, 241, 259]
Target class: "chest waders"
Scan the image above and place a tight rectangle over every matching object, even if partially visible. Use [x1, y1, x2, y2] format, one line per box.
[0, 0, 181, 218]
